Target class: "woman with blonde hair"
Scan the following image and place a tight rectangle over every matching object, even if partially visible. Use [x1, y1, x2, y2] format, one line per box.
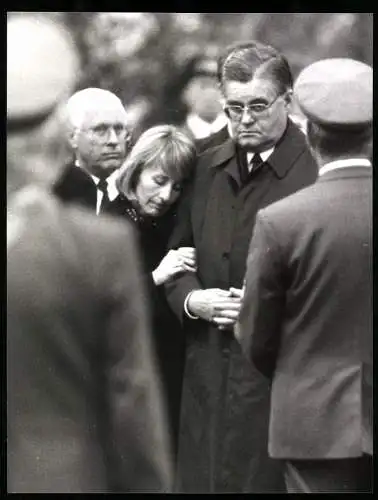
[113, 124, 197, 457]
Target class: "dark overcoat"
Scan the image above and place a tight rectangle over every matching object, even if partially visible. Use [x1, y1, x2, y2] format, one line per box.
[238, 166, 373, 459]
[7, 189, 172, 493]
[53, 161, 97, 209]
[165, 120, 318, 492]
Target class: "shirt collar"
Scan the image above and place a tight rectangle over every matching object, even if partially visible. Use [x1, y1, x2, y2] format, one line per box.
[75, 160, 120, 201]
[246, 147, 275, 168]
[319, 158, 372, 177]
[105, 169, 121, 201]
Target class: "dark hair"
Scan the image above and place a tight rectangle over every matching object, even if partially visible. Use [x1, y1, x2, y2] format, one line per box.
[306, 121, 372, 159]
[217, 41, 293, 95]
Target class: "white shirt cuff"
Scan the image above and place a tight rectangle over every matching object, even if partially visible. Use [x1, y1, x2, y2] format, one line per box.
[184, 291, 199, 319]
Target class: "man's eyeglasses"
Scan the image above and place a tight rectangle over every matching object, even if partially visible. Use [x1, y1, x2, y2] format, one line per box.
[224, 94, 283, 120]
[87, 124, 130, 142]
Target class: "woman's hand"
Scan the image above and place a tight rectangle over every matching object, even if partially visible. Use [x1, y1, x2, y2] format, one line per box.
[152, 247, 197, 286]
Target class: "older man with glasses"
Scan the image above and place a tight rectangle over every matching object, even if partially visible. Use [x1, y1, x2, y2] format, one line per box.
[54, 87, 132, 215]
[164, 40, 318, 493]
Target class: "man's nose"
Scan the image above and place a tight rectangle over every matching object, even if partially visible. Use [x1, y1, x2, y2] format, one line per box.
[106, 128, 120, 144]
[240, 108, 256, 125]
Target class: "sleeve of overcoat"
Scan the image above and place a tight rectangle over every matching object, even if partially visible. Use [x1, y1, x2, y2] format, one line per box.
[236, 211, 285, 379]
[164, 180, 203, 324]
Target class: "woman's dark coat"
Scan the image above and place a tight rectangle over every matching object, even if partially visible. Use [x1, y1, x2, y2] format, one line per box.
[108, 197, 185, 453]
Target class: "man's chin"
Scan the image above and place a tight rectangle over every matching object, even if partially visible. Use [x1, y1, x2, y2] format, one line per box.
[100, 160, 123, 171]
[237, 136, 262, 150]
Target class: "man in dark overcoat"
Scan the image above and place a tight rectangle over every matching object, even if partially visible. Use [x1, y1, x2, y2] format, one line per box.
[7, 14, 172, 493]
[236, 57, 373, 493]
[164, 41, 318, 492]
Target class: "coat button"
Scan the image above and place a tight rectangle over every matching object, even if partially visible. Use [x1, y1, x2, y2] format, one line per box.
[222, 252, 230, 260]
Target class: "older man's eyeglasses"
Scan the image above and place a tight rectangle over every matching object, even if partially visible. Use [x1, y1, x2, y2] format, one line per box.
[88, 124, 130, 142]
[224, 94, 282, 120]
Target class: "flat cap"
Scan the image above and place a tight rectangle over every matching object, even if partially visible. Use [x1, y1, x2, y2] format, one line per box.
[7, 14, 79, 123]
[294, 58, 372, 129]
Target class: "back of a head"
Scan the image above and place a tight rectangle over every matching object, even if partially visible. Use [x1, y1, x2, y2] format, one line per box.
[217, 40, 293, 95]
[294, 58, 373, 160]
[7, 13, 80, 193]
[183, 56, 222, 121]
[7, 13, 79, 124]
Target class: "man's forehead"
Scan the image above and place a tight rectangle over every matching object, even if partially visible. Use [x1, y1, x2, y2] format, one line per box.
[224, 78, 277, 101]
[83, 105, 128, 124]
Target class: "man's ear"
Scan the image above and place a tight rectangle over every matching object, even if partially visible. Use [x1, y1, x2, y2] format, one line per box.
[283, 89, 293, 107]
[67, 127, 78, 149]
[220, 97, 230, 117]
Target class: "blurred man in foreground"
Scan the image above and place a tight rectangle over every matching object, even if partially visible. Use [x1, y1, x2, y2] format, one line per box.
[236, 58, 372, 493]
[7, 13, 172, 493]
[54, 87, 132, 215]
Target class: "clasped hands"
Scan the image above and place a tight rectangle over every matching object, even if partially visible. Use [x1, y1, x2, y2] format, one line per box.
[187, 287, 244, 330]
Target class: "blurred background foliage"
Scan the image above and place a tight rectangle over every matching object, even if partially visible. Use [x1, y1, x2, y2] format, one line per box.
[59, 12, 372, 138]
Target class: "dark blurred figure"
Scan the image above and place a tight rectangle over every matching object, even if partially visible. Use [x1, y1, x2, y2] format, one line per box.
[165, 40, 318, 493]
[114, 125, 197, 458]
[181, 56, 228, 152]
[7, 13, 172, 493]
[53, 87, 132, 214]
[237, 57, 373, 493]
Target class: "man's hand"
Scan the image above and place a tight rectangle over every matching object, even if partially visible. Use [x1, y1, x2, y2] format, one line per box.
[187, 288, 243, 328]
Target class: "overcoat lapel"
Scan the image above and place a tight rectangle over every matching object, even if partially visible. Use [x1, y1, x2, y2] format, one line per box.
[191, 139, 236, 242]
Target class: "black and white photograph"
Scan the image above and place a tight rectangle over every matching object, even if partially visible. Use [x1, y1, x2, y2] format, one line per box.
[6, 12, 373, 493]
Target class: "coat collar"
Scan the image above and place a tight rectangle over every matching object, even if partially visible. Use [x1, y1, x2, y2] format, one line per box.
[318, 166, 372, 183]
[205, 119, 308, 179]
[205, 137, 235, 168]
[266, 119, 308, 178]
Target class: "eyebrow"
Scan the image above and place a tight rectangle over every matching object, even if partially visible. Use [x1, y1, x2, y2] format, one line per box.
[91, 121, 128, 127]
[152, 172, 169, 179]
[227, 97, 270, 105]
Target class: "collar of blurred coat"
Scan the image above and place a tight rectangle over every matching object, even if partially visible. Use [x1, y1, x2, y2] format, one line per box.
[7, 185, 55, 250]
[319, 158, 372, 176]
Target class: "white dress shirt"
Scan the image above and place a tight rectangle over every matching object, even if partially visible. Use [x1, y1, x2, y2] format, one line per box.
[319, 158, 371, 177]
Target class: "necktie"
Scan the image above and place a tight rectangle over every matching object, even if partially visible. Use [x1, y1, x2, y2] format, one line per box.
[97, 178, 110, 213]
[249, 153, 263, 173]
